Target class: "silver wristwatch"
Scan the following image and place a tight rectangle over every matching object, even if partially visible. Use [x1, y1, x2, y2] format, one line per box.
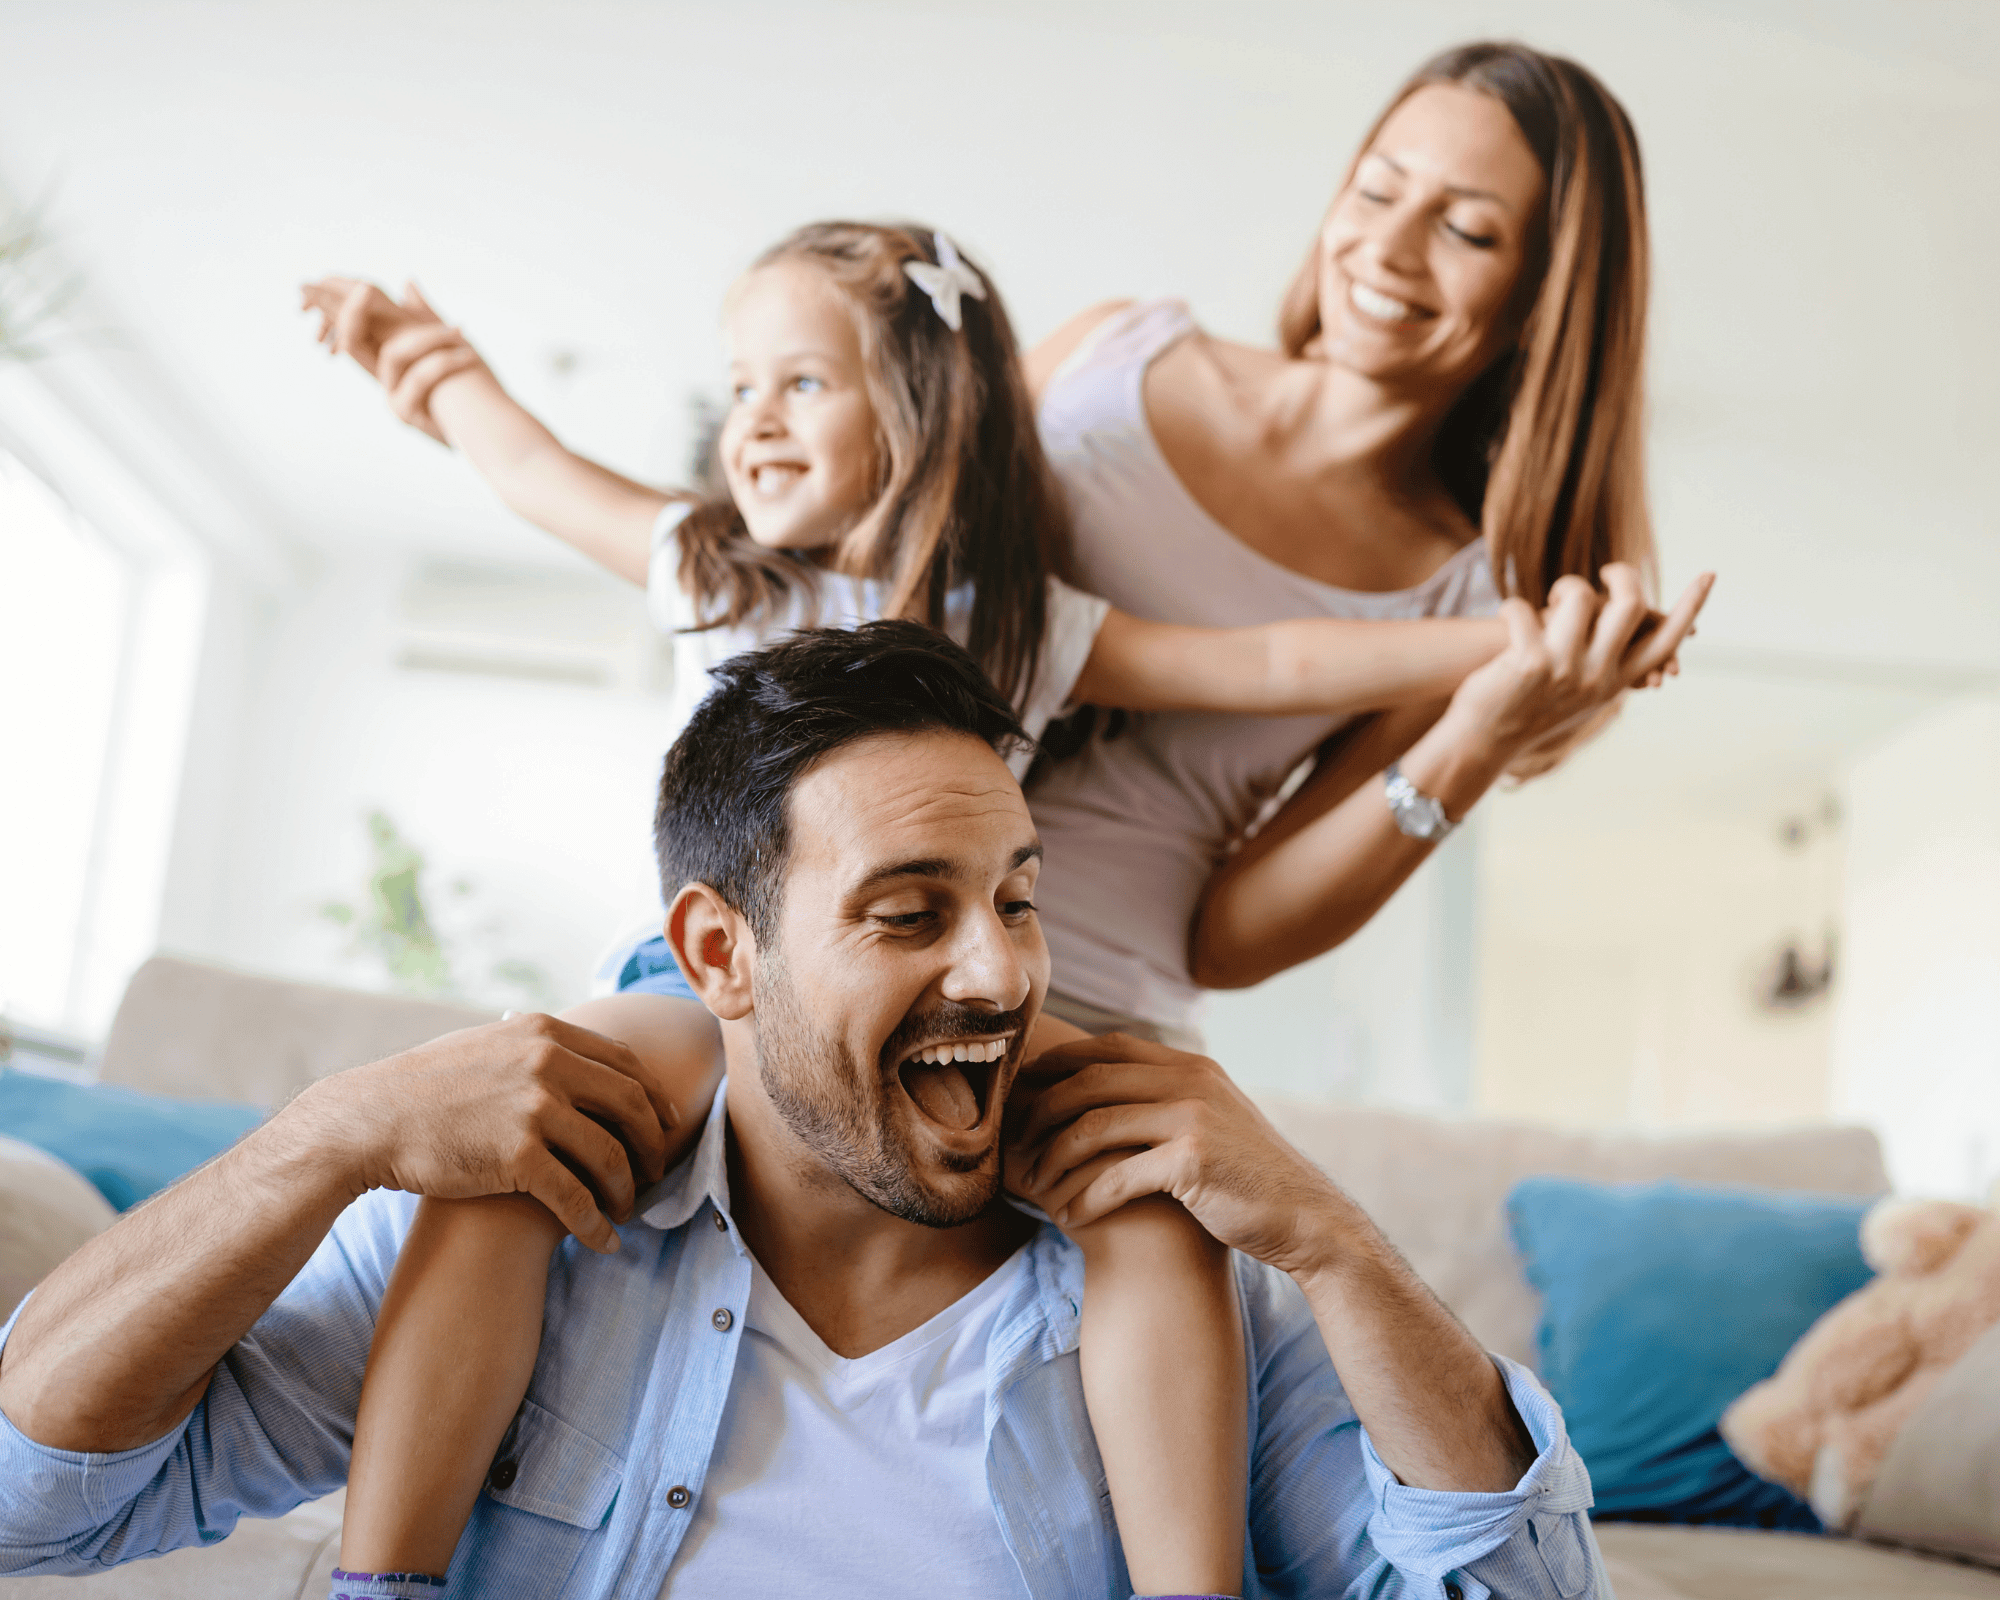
[1384, 762, 1455, 842]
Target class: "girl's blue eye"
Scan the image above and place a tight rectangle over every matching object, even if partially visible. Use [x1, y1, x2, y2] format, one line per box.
[733, 384, 755, 404]
[791, 375, 824, 394]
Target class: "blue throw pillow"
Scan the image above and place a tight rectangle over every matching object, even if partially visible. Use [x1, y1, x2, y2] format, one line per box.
[1506, 1175, 1876, 1529]
[0, 1068, 263, 1211]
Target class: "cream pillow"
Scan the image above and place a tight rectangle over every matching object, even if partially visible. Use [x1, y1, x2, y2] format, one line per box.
[0, 1133, 118, 1320]
[1858, 1317, 2000, 1568]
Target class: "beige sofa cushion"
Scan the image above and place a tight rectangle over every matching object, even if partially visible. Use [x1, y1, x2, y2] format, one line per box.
[1595, 1523, 2000, 1599]
[1858, 1316, 2000, 1566]
[101, 956, 493, 1108]
[1253, 1100, 1890, 1369]
[0, 1135, 116, 1321]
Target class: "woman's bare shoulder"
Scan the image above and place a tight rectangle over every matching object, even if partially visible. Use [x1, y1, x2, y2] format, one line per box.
[1023, 299, 1135, 403]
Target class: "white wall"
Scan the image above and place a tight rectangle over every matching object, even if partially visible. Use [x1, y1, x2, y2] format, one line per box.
[195, 551, 673, 1011]
[1206, 826, 1476, 1109]
[1832, 697, 2000, 1196]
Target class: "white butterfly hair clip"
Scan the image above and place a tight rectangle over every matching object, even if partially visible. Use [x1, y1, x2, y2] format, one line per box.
[903, 233, 987, 332]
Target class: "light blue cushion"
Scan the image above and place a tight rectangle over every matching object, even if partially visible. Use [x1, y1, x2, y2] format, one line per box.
[1506, 1175, 1876, 1528]
[0, 1067, 263, 1211]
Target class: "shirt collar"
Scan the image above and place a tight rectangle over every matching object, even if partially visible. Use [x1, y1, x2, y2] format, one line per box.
[634, 1076, 736, 1235]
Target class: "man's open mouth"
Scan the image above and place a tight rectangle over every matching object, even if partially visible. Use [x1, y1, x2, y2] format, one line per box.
[895, 1034, 1016, 1134]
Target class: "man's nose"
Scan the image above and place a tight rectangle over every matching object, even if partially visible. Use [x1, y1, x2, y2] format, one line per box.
[939, 911, 1033, 1014]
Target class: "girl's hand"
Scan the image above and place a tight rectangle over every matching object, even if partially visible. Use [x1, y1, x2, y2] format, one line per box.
[300, 277, 474, 443]
[1441, 564, 1711, 769]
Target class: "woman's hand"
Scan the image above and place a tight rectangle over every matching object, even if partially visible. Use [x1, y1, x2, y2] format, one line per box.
[1007, 1033, 1350, 1281]
[1437, 563, 1711, 770]
[300, 277, 483, 443]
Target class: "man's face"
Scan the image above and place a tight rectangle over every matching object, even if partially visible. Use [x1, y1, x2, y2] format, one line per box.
[750, 729, 1048, 1227]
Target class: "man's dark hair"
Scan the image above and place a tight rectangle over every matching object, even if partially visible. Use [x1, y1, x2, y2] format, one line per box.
[655, 620, 1031, 940]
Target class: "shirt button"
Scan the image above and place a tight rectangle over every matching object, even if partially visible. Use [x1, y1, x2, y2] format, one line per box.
[667, 1484, 692, 1509]
[711, 1307, 734, 1332]
[488, 1458, 518, 1491]
[713, 1210, 727, 1231]
[1444, 1581, 1464, 1600]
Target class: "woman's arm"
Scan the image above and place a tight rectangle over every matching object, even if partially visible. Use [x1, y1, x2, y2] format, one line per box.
[303, 278, 668, 586]
[1070, 606, 1507, 717]
[1022, 299, 1132, 403]
[1191, 571, 1712, 987]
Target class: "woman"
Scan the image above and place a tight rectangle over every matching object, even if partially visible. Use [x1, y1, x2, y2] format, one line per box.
[1024, 39, 1708, 1041]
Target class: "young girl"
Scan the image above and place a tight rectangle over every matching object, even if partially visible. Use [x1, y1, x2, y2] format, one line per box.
[302, 223, 1531, 1598]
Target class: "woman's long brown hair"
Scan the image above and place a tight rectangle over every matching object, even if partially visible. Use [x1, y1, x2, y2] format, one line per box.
[1278, 42, 1654, 605]
[673, 222, 1063, 707]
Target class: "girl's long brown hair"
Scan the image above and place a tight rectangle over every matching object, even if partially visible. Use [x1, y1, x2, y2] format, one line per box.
[1279, 41, 1653, 605]
[674, 222, 1063, 707]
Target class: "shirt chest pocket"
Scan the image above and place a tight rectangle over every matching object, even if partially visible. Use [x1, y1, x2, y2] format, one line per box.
[483, 1397, 624, 1530]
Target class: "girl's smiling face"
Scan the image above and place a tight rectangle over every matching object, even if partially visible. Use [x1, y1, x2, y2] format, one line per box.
[1316, 82, 1547, 394]
[719, 260, 883, 555]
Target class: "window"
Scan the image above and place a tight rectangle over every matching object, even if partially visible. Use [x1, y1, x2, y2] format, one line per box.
[0, 447, 133, 1032]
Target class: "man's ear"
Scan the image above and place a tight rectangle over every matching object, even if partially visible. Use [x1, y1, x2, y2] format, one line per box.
[667, 883, 756, 1022]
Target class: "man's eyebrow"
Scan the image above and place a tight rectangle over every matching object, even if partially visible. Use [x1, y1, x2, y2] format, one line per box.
[849, 842, 1042, 897]
[850, 856, 957, 895]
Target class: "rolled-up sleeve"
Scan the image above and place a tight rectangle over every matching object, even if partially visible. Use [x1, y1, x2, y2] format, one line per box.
[0, 1189, 414, 1576]
[1243, 1262, 1603, 1600]
[1356, 1359, 1599, 1600]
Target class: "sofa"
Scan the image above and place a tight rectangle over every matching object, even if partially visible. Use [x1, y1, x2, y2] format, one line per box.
[3, 955, 1996, 1598]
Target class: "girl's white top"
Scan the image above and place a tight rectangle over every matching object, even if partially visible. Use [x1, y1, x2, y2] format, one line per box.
[1026, 299, 1501, 1028]
[646, 504, 1110, 774]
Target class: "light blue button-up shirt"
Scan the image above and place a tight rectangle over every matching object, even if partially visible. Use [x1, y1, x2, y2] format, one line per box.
[0, 1089, 1606, 1598]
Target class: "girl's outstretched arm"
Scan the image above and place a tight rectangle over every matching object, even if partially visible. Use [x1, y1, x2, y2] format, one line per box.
[339, 992, 722, 1580]
[301, 278, 669, 586]
[1015, 1014, 1247, 1598]
[1070, 604, 1508, 718]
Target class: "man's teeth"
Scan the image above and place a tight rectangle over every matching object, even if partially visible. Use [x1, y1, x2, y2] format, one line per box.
[910, 1037, 1011, 1066]
[1350, 281, 1417, 322]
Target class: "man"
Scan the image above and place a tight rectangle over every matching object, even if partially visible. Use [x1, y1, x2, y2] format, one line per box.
[0, 622, 1602, 1598]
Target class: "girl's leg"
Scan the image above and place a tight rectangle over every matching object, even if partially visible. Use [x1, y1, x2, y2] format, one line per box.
[336, 993, 722, 1584]
[1069, 1194, 1248, 1600]
[339, 1193, 565, 1578]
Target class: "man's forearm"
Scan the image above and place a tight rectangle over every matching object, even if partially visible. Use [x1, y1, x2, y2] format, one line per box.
[1292, 1201, 1536, 1493]
[0, 1099, 359, 1451]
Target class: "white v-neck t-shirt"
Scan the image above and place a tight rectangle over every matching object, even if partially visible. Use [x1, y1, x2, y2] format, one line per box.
[660, 1247, 1033, 1596]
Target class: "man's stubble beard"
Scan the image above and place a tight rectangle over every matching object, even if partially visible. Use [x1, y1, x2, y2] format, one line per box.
[753, 945, 1002, 1229]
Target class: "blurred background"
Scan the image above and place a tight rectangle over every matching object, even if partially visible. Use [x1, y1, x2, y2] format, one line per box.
[1, 0, 1993, 1194]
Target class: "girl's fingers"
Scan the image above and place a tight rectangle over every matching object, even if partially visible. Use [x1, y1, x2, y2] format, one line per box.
[332, 280, 386, 367]
[390, 345, 479, 426]
[1584, 564, 1648, 682]
[1540, 575, 1599, 668]
[377, 321, 464, 392]
[1497, 595, 1542, 652]
[401, 281, 445, 323]
[1625, 573, 1713, 681]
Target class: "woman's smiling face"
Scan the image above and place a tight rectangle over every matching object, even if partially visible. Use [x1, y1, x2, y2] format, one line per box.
[719, 259, 883, 554]
[1316, 83, 1547, 394]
